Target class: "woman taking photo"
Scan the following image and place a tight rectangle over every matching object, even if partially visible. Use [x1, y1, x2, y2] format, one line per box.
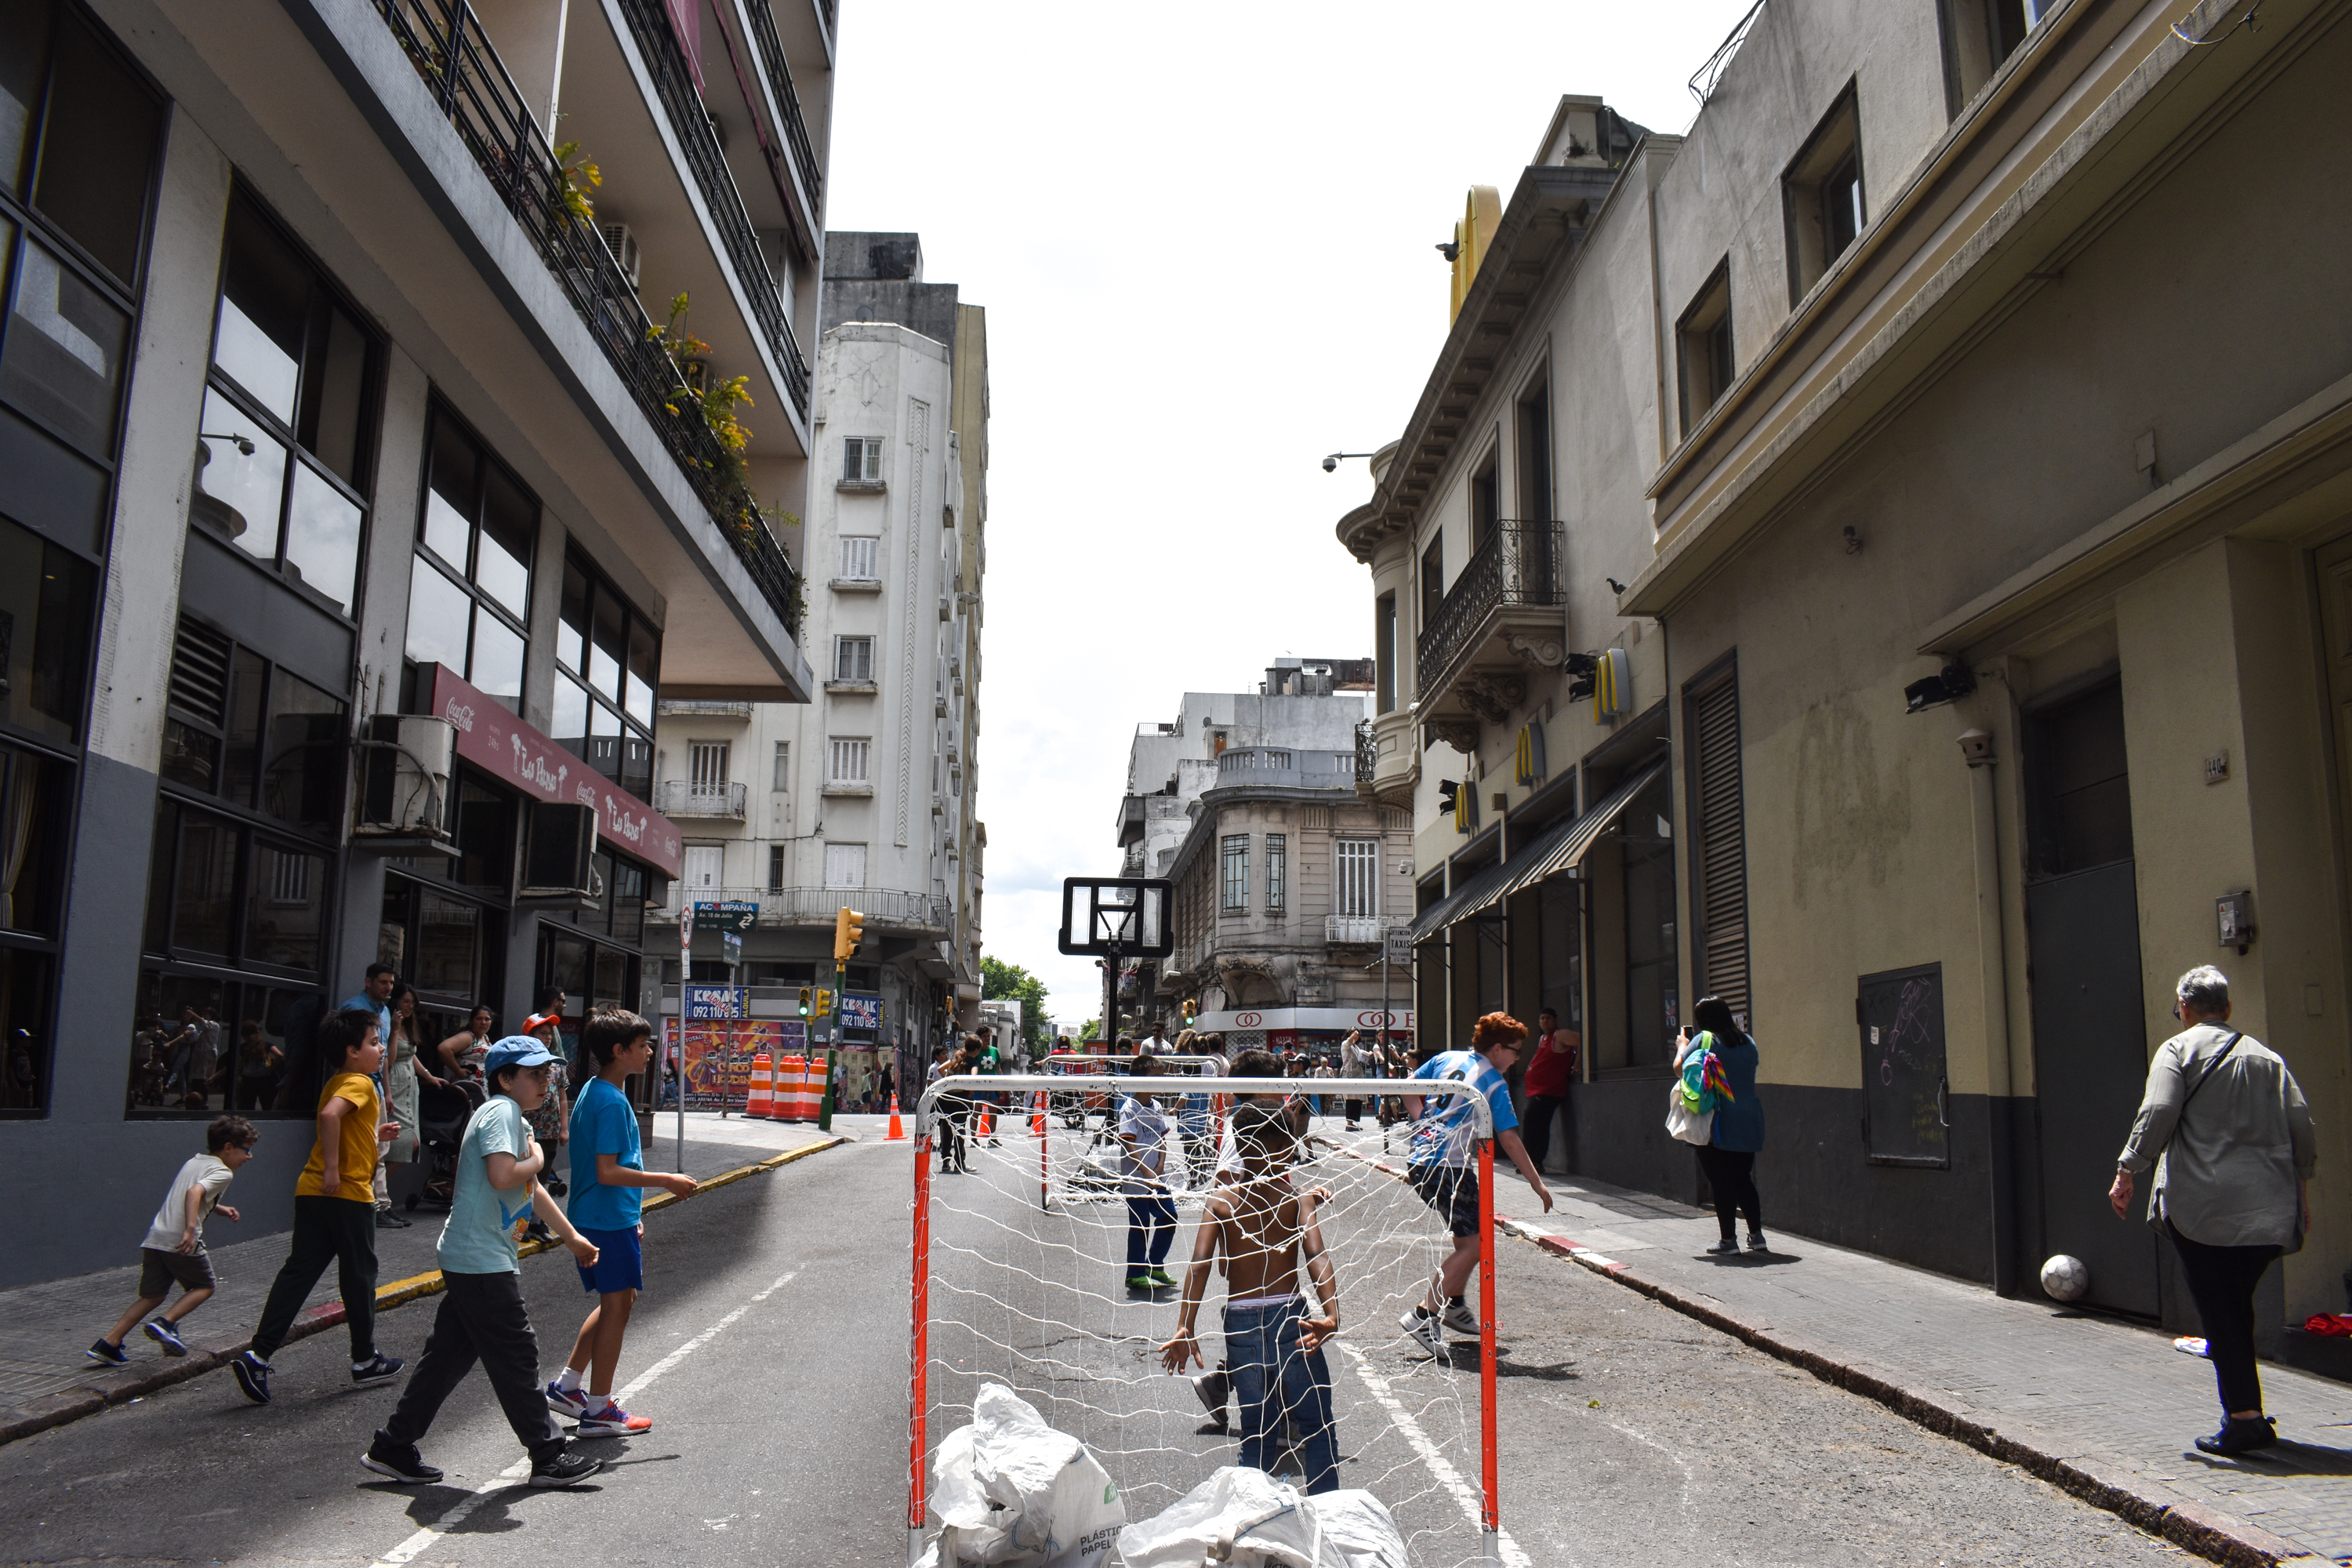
[1676, 995, 1766, 1254]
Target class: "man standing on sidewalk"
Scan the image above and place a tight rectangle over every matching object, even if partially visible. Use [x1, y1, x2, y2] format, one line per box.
[1519, 1008, 1578, 1178]
[2110, 965, 2316, 1457]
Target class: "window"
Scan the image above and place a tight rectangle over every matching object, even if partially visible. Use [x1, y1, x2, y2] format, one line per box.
[1336, 839, 1380, 918]
[0, 511, 96, 747]
[839, 536, 878, 580]
[834, 635, 874, 682]
[1675, 260, 1734, 439]
[1221, 833, 1249, 913]
[1621, 770, 1678, 1066]
[1686, 661, 1749, 1025]
[550, 552, 658, 799]
[1940, 0, 2050, 114]
[1419, 538, 1443, 633]
[405, 403, 533, 704]
[1468, 453, 1498, 551]
[841, 437, 883, 484]
[1375, 594, 1397, 713]
[681, 844, 722, 890]
[771, 740, 789, 791]
[1266, 833, 1287, 912]
[829, 737, 870, 782]
[767, 844, 786, 892]
[160, 616, 344, 837]
[824, 841, 867, 888]
[1784, 85, 1864, 305]
[1515, 379, 1552, 523]
[689, 741, 730, 791]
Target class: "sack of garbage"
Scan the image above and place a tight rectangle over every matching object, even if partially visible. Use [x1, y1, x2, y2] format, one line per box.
[920, 1383, 1124, 1567]
[1117, 1466, 1409, 1568]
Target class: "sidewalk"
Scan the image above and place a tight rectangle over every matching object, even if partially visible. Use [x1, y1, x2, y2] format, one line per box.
[1334, 1127, 2352, 1568]
[0, 1112, 849, 1443]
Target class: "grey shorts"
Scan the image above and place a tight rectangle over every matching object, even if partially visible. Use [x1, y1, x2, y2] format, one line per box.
[138, 1246, 216, 1297]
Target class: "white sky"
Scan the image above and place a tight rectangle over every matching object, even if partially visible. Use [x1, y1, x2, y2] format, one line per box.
[822, 1, 1761, 1022]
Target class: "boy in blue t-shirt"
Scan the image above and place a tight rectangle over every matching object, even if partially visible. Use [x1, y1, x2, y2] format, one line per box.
[1398, 1014, 1552, 1353]
[547, 1010, 698, 1437]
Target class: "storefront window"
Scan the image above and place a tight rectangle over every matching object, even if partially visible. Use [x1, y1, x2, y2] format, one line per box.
[1537, 874, 1582, 1031]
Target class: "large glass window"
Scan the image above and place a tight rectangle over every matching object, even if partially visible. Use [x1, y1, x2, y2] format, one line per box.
[552, 553, 656, 797]
[403, 404, 537, 709]
[192, 188, 377, 615]
[160, 615, 345, 836]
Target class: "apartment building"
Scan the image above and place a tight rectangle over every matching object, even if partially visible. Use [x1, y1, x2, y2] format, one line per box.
[0, 0, 833, 1284]
[647, 233, 987, 1094]
[1342, 0, 2352, 1331]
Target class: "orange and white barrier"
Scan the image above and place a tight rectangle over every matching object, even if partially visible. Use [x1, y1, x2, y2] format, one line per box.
[746, 1054, 774, 1119]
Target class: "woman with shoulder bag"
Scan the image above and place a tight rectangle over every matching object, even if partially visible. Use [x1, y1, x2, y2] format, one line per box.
[2110, 966, 2316, 1456]
[1675, 996, 1766, 1255]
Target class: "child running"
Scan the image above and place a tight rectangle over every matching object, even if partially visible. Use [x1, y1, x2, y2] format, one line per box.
[1160, 1102, 1342, 1494]
[89, 1116, 256, 1364]
[361, 1036, 602, 1488]
[546, 1009, 698, 1436]
[234, 1009, 403, 1403]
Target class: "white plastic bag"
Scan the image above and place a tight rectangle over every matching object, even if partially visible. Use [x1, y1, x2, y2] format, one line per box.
[925, 1383, 1124, 1567]
[1117, 1467, 1408, 1568]
[1665, 1080, 1714, 1145]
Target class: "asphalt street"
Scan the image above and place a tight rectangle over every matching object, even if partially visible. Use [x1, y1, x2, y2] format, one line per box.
[0, 1118, 2197, 1566]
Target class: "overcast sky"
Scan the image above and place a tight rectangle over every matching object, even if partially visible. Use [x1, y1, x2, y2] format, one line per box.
[822, 1, 1761, 1022]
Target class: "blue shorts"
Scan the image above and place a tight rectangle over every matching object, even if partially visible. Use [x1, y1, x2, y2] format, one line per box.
[575, 1225, 644, 1294]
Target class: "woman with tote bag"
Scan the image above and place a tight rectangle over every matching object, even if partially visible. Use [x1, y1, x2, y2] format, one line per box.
[1674, 996, 1766, 1255]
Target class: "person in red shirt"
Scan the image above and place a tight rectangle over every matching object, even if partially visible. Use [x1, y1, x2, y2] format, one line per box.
[1519, 1008, 1579, 1177]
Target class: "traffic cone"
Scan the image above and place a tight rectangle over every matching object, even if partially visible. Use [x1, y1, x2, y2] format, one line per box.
[1031, 1091, 1047, 1137]
[976, 1106, 993, 1142]
[885, 1093, 906, 1141]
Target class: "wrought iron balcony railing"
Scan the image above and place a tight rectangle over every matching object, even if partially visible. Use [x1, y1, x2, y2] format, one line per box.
[613, 0, 811, 420]
[370, 0, 804, 639]
[742, 0, 823, 212]
[1354, 720, 1377, 785]
[1414, 521, 1564, 699]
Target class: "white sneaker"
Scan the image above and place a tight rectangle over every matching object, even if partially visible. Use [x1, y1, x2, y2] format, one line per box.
[546, 1379, 589, 1418]
[1439, 1300, 1482, 1336]
[1399, 1308, 1444, 1354]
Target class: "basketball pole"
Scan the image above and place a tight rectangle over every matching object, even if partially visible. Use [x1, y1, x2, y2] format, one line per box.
[908, 1123, 934, 1568]
[1478, 1131, 1501, 1564]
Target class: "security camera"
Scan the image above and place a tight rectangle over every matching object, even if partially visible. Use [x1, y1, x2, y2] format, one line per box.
[1322, 456, 1338, 474]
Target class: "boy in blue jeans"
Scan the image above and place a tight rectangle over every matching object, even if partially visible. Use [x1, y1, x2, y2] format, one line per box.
[1160, 1102, 1341, 1493]
[547, 1009, 697, 1437]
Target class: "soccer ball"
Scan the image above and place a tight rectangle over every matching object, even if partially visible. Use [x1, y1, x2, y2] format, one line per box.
[2041, 1254, 2091, 1302]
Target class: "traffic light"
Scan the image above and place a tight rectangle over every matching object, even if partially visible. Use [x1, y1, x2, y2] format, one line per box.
[797, 986, 811, 1018]
[813, 989, 833, 1018]
[833, 906, 866, 960]
[1181, 997, 1198, 1027]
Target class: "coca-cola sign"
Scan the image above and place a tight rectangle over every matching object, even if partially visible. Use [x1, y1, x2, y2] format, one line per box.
[428, 663, 683, 879]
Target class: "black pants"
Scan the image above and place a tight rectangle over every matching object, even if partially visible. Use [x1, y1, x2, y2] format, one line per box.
[1343, 1098, 1363, 1125]
[1522, 1094, 1570, 1175]
[938, 1096, 967, 1169]
[2169, 1223, 2281, 1417]
[251, 1195, 377, 1363]
[1695, 1145, 1761, 1239]
[386, 1270, 566, 1463]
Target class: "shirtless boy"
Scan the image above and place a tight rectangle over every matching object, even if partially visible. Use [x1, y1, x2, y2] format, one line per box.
[1160, 1103, 1341, 1494]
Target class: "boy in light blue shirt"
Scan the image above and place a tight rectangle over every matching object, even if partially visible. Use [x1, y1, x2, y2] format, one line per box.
[547, 1010, 697, 1437]
[361, 1037, 602, 1490]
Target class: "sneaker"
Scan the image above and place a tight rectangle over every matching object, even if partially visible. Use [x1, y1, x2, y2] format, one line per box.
[1745, 1232, 1769, 1253]
[575, 1400, 653, 1438]
[85, 1338, 128, 1367]
[1439, 1299, 1481, 1336]
[351, 1352, 405, 1388]
[529, 1448, 604, 1487]
[1125, 1274, 1155, 1293]
[1147, 1269, 1177, 1289]
[546, 1379, 590, 1419]
[2194, 1415, 2278, 1457]
[143, 1319, 188, 1356]
[1399, 1308, 1445, 1354]
[375, 1209, 411, 1229]
[361, 1432, 445, 1484]
[524, 1221, 554, 1246]
[1706, 1237, 1741, 1255]
[232, 1349, 272, 1404]
[1192, 1368, 1230, 1419]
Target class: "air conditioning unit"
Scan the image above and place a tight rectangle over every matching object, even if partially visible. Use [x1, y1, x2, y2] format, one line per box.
[599, 222, 642, 289]
[354, 715, 456, 840]
[521, 801, 600, 899]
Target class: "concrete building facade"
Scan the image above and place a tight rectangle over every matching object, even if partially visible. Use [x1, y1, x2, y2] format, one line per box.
[1, 0, 835, 1284]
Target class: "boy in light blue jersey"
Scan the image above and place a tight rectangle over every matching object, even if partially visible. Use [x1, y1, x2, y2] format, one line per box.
[548, 1009, 697, 1436]
[361, 1036, 602, 1490]
[1399, 1013, 1552, 1352]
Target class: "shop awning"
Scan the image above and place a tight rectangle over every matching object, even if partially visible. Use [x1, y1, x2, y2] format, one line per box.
[1403, 760, 1667, 942]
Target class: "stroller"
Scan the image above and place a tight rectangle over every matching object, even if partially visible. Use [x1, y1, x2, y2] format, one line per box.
[405, 1076, 480, 1213]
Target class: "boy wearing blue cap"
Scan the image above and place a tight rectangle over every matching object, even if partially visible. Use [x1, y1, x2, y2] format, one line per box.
[361, 1036, 602, 1489]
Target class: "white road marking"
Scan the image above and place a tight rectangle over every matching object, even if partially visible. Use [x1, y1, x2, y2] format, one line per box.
[1338, 1342, 1536, 1568]
[368, 1268, 801, 1566]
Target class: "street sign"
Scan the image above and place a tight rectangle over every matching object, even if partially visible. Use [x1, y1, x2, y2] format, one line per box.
[721, 928, 742, 964]
[1384, 927, 1414, 965]
[682, 984, 750, 1019]
[691, 899, 759, 934]
[840, 993, 884, 1030]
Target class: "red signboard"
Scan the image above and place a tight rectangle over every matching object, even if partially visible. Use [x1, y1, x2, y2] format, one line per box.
[427, 663, 684, 879]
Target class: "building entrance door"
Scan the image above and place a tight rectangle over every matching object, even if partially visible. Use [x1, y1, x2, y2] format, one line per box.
[2023, 677, 2154, 1315]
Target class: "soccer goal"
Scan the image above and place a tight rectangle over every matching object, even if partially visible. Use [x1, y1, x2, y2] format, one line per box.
[906, 1072, 1509, 1567]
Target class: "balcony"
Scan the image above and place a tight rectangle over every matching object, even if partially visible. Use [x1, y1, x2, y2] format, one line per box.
[658, 780, 748, 818]
[1210, 748, 1357, 793]
[650, 884, 953, 931]
[367, 0, 804, 639]
[1326, 915, 1407, 946]
[741, 0, 824, 220]
[1415, 521, 1565, 751]
[657, 699, 753, 719]
[1358, 707, 1418, 811]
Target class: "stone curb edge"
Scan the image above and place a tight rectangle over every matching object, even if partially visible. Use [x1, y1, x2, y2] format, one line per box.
[1319, 1140, 2326, 1568]
[0, 1134, 851, 1449]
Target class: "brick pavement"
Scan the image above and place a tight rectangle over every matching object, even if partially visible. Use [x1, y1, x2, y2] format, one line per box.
[0, 1112, 848, 1441]
[1329, 1122, 2349, 1568]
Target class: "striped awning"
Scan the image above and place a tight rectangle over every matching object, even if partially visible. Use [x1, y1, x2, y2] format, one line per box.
[1403, 760, 1668, 942]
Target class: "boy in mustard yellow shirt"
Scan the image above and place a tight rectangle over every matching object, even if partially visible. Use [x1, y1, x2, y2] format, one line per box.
[233, 1008, 405, 1404]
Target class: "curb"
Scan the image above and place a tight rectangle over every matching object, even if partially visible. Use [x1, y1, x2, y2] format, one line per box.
[1325, 1142, 2326, 1568]
[0, 1134, 850, 1448]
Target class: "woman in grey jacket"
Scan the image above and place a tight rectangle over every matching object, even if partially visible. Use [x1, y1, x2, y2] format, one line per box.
[2109, 966, 2315, 1456]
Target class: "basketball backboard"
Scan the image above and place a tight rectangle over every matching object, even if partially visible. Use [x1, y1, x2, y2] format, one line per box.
[1056, 877, 1174, 956]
